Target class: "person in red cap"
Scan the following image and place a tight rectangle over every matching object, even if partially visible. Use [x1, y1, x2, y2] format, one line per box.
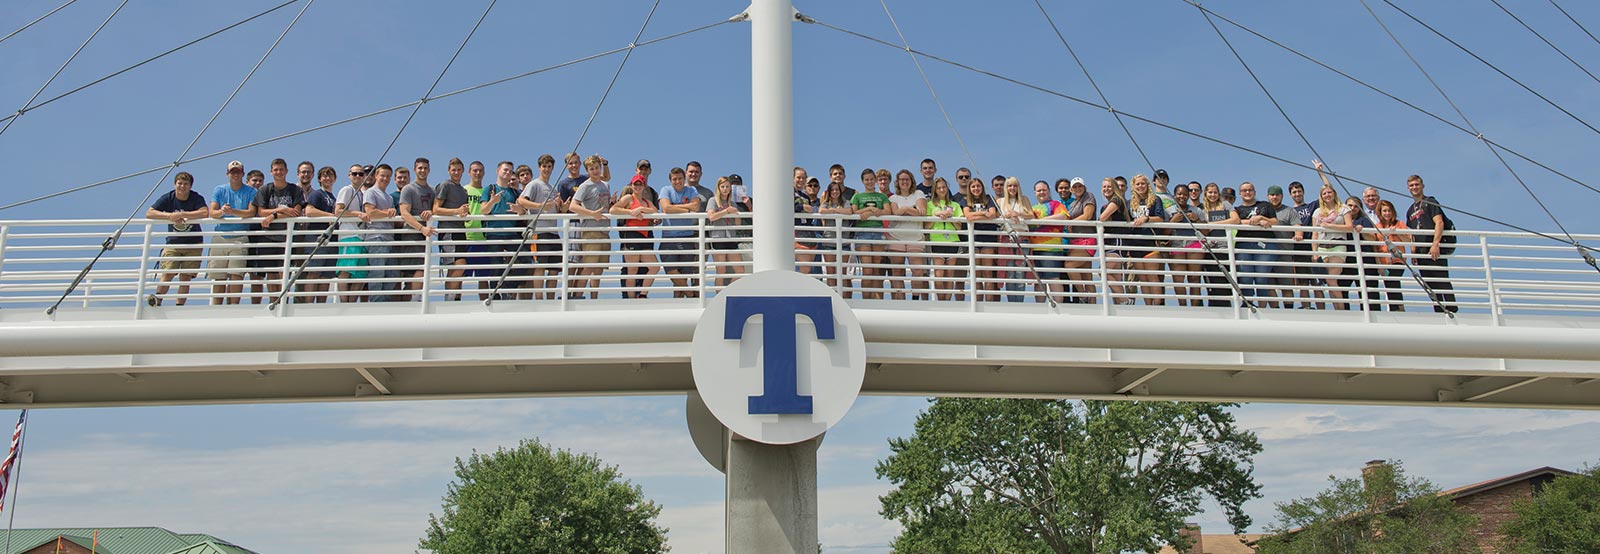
[610, 169, 659, 298]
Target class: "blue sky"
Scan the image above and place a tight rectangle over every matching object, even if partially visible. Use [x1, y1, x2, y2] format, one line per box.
[3, 0, 1600, 552]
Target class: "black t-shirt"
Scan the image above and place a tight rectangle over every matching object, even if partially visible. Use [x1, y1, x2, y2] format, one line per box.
[251, 184, 307, 236]
[1233, 201, 1277, 241]
[150, 190, 206, 245]
[1406, 196, 1444, 243]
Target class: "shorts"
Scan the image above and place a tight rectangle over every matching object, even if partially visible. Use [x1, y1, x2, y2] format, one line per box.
[335, 236, 369, 279]
[658, 238, 697, 274]
[462, 243, 493, 277]
[207, 236, 250, 278]
[436, 230, 464, 264]
[930, 243, 960, 256]
[712, 241, 737, 251]
[1181, 240, 1203, 250]
[393, 241, 426, 272]
[1069, 237, 1097, 248]
[532, 232, 562, 267]
[853, 230, 885, 242]
[885, 242, 925, 253]
[578, 230, 611, 265]
[158, 247, 202, 272]
[620, 229, 653, 252]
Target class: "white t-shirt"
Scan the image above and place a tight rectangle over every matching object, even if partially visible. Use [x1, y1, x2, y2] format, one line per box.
[888, 191, 926, 242]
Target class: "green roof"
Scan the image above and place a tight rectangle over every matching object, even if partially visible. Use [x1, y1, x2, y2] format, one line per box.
[1, 527, 255, 554]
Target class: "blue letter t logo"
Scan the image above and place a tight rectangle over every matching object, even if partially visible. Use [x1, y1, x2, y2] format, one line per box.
[724, 297, 835, 415]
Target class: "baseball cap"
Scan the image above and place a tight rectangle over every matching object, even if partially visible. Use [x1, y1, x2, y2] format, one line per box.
[227, 160, 244, 172]
[728, 173, 743, 184]
[1155, 168, 1169, 181]
[630, 174, 646, 185]
[1070, 177, 1086, 186]
[1267, 185, 1284, 195]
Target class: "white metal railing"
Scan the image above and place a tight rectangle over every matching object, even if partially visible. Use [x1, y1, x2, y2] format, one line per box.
[1, 213, 1596, 322]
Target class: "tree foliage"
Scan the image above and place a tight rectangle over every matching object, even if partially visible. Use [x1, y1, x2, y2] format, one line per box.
[874, 399, 1263, 554]
[1500, 463, 1600, 554]
[420, 439, 668, 554]
[1255, 460, 1478, 554]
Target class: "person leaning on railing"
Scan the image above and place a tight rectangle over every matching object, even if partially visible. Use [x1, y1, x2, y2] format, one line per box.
[1405, 174, 1457, 313]
[924, 177, 965, 302]
[145, 171, 209, 307]
[611, 171, 660, 299]
[1374, 199, 1408, 312]
[1059, 178, 1097, 304]
[568, 154, 613, 300]
[1167, 183, 1207, 307]
[1124, 174, 1170, 306]
[706, 176, 744, 289]
[959, 173, 1000, 303]
[817, 181, 852, 291]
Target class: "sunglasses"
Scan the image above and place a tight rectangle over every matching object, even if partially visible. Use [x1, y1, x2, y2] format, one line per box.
[350, 171, 366, 176]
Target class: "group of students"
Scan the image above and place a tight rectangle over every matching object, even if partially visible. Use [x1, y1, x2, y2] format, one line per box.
[139, 154, 1457, 312]
[787, 158, 1456, 312]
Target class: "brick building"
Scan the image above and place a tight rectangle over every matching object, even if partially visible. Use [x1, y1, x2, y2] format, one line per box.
[1159, 463, 1577, 554]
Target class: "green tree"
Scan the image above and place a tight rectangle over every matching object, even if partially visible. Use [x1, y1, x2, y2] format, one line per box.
[420, 439, 668, 554]
[874, 399, 1263, 554]
[1500, 463, 1600, 553]
[1255, 460, 1478, 554]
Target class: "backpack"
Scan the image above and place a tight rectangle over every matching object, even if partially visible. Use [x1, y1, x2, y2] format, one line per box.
[1431, 196, 1457, 256]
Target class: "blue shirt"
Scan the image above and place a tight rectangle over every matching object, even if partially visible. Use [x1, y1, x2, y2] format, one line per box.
[480, 183, 521, 229]
[557, 174, 588, 202]
[659, 185, 700, 238]
[211, 183, 257, 236]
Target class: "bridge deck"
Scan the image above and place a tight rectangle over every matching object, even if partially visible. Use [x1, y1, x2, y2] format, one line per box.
[2, 215, 1597, 409]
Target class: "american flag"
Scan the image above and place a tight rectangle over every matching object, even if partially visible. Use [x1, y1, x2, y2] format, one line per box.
[0, 410, 26, 512]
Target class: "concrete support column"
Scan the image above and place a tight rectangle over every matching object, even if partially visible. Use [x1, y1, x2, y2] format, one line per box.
[726, 436, 819, 553]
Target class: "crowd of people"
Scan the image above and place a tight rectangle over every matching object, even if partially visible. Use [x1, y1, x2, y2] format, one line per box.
[140, 154, 1459, 313]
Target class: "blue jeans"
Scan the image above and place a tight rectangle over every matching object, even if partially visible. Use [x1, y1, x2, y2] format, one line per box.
[366, 242, 393, 302]
[1236, 241, 1277, 299]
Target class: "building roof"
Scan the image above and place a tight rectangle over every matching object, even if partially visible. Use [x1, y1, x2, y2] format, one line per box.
[1, 527, 255, 554]
[1253, 465, 1579, 546]
[1436, 466, 1576, 499]
[1157, 533, 1264, 554]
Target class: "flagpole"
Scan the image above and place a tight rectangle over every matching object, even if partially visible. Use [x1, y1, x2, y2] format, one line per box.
[4, 410, 30, 554]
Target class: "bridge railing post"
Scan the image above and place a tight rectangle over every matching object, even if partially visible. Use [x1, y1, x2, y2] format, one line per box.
[421, 226, 435, 313]
[966, 219, 978, 311]
[133, 223, 155, 319]
[1096, 221, 1110, 314]
[1354, 231, 1372, 322]
[1480, 233, 1501, 326]
[1228, 230, 1241, 319]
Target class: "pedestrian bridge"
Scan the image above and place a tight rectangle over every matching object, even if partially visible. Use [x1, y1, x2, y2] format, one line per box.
[0, 213, 1597, 410]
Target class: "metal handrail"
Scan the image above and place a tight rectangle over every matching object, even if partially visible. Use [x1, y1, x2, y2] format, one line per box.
[0, 213, 1593, 320]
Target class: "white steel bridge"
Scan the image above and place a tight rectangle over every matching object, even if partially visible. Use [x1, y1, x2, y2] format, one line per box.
[1, 213, 1596, 410]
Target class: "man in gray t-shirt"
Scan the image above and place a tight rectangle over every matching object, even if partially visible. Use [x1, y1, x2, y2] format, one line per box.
[566, 154, 612, 299]
[517, 155, 564, 299]
[363, 165, 399, 300]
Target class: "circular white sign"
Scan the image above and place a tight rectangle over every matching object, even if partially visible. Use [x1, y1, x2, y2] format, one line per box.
[690, 270, 867, 445]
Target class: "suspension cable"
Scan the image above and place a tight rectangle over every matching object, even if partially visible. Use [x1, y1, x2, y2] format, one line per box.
[804, 17, 1600, 257]
[0, 0, 129, 139]
[1548, 0, 1600, 50]
[1193, 5, 1456, 317]
[1185, 1, 1600, 198]
[0, 18, 733, 214]
[46, 0, 317, 316]
[1381, 0, 1600, 137]
[1359, 0, 1600, 273]
[0, 0, 79, 46]
[1490, 0, 1600, 86]
[0, 0, 300, 128]
[870, 0, 1060, 308]
[1033, 0, 1259, 314]
[271, 0, 499, 310]
[483, 0, 667, 305]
